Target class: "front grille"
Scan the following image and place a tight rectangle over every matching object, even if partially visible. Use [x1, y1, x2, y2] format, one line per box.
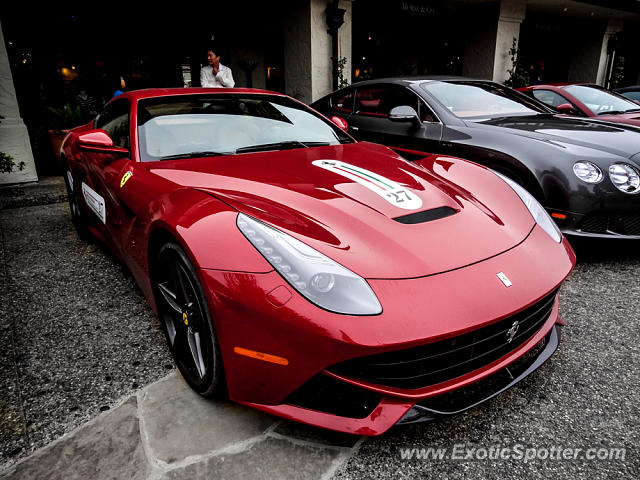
[284, 373, 381, 419]
[328, 290, 557, 390]
[579, 212, 640, 236]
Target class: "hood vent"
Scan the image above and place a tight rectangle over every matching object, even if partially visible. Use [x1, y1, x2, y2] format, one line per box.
[393, 206, 457, 224]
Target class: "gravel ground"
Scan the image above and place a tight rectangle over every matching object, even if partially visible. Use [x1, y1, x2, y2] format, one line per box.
[0, 202, 172, 468]
[1, 197, 639, 479]
[335, 238, 640, 479]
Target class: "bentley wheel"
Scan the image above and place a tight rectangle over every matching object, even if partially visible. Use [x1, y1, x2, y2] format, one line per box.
[153, 242, 223, 396]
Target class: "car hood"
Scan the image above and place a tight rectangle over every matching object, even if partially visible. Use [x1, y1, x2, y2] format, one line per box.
[148, 142, 535, 279]
[593, 112, 640, 128]
[470, 114, 640, 158]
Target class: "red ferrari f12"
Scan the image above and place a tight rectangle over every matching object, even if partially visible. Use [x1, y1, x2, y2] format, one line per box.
[61, 88, 575, 435]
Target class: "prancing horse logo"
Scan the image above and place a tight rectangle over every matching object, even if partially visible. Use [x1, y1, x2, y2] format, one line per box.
[506, 321, 520, 343]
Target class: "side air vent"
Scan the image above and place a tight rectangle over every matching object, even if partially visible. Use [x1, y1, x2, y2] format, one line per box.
[393, 206, 457, 224]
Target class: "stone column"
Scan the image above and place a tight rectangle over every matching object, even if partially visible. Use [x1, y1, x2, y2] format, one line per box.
[0, 20, 37, 185]
[596, 18, 623, 87]
[492, 0, 526, 84]
[284, 0, 352, 104]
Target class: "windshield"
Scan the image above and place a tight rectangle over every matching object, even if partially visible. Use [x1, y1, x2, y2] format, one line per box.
[137, 94, 352, 162]
[563, 85, 640, 115]
[420, 81, 547, 120]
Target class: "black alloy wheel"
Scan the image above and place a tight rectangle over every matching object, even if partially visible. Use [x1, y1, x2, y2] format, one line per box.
[62, 163, 89, 238]
[154, 242, 223, 396]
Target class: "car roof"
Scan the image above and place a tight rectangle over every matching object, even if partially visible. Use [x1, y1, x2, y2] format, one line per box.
[114, 87, 285, 102]
[615, 85, 640, 92]
[343, 76, 494, 89]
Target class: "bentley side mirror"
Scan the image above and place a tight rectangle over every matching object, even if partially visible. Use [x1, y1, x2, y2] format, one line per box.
[77, 129, 129, 155]
[556, 103, 580, 116]
[331, 116, 349, 132]
[389, 106, 421, 127]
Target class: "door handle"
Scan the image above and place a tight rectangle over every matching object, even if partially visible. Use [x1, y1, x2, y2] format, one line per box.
[350, 126, 359, 131]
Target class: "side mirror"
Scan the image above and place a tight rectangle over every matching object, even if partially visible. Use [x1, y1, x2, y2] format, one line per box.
[389, 105, 421, 127]
[77, 129, 129, 154]
[331, 116, 349, 132]
[556, 103, 580, 116]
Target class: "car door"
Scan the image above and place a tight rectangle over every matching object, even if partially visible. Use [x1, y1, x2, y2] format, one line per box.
[84, 98, 135, 254]
[347, 84, 443, 159]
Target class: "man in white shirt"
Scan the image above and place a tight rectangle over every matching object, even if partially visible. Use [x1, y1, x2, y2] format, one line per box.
[200, 48, 235, 88]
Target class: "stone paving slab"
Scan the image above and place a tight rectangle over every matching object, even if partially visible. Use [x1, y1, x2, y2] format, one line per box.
[160, 436, 341, 480]
[1, 397, 151, 480]
[0, 373, 365, 480]
[139, 374, 276, 464]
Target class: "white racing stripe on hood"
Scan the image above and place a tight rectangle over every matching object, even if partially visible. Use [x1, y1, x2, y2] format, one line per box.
[312, 160, 423, 210]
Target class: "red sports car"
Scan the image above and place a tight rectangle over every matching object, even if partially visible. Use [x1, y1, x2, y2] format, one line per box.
[518, 83, 640, 127]
[61, 88, 575, 435]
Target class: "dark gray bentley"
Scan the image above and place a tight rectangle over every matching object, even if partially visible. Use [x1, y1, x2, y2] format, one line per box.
[312, 77, 640, 238]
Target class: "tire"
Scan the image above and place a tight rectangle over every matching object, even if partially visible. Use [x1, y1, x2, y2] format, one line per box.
[153, 242, 224, 397]
[62, 163, 89, 239]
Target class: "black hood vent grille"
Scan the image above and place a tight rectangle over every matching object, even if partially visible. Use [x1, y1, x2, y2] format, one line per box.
[393, 206, 457, 224]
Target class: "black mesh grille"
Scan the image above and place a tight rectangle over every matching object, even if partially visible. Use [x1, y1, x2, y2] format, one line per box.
[579, 212, 640, 236]
[328, 290, 557, 390]
[284, 373, 381, 419]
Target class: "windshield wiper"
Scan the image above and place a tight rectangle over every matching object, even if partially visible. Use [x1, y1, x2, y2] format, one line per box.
[596, 109, 640, 115]
[159, 151, 232, 160]
[235, 141, 330, 154]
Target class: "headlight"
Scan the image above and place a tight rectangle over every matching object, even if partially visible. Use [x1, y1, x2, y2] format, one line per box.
[237, 213, 382, 315]
[494, 172, 562, 243]
[609, 163, 640, 194]
[573, 162, 603, 183]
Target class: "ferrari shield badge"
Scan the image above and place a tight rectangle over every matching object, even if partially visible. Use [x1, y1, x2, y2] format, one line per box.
[497, 272, 512, 287]
[312, 160, 422, 210]
[120, 171, 133, 188]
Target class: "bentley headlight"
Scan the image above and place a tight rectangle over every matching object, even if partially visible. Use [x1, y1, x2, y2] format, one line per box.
[494, 172, 562, 243]
[609, 163, 640, 194]
[237, 213, 382, 315]
[573, 162, 603, 183]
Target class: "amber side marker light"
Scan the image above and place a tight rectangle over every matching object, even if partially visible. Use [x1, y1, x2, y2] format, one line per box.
[551, 213, 567, 219]
[233, 347, 289, 365]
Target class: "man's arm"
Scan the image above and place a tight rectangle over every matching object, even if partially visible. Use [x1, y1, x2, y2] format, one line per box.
[200, 67, 209, 87]
[216, 67, 235, 88]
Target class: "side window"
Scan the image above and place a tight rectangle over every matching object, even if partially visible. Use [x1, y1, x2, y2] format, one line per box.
[531, 90, 570, 108]
[95, 99, 130, 150]
[330, 90, 355, 114]
[418, 99, 437, 122]
[355, 85, 423, 118]
[355, 86, 387, 116]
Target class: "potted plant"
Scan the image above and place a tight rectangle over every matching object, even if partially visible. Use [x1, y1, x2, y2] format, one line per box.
[0, 115, 25, 173]
[46, 103, 92, 163]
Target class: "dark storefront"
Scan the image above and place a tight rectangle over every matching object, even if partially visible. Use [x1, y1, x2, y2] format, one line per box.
[0, 5, 287, 175]
[352, 0, 464, 81]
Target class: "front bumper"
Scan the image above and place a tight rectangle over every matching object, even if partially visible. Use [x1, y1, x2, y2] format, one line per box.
[548, 208, 640, 239]
[199, 225, 575, 435]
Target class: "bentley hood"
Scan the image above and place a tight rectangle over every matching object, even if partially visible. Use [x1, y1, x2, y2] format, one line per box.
[471, 114, 640, 159]
[149, 142, 536, 278]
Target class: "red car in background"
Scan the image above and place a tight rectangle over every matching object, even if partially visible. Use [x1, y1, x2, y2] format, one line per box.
[518, 83, 640, 127]
[60, 88, 575, 435]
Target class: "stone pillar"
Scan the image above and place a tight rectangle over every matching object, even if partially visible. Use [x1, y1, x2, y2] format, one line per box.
[492, 0, 526, 84]
[284, 0, 352, 104]
[0, 20, 37, 185]
[596, 18, 623, 87]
